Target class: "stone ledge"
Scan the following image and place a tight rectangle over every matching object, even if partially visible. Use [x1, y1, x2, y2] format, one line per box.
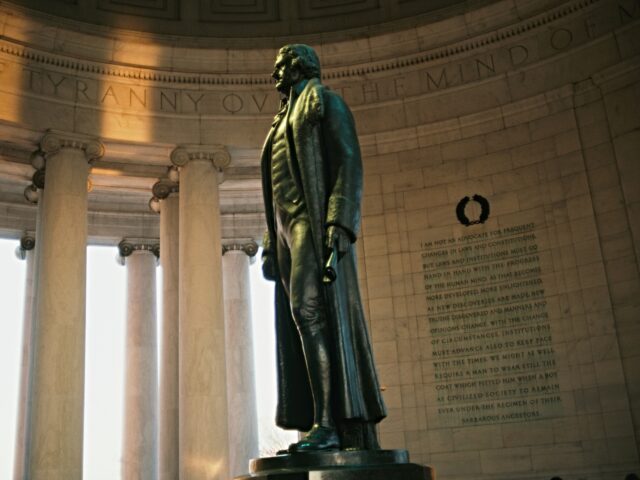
[236, 463, 433, 480]
[251, 449, 408, 473]
[237, 450, 433, 480]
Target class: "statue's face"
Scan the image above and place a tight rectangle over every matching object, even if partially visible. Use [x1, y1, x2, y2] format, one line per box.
[272, 53, 300, 94]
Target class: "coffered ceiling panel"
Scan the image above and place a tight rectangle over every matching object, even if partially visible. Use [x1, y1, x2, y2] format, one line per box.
[298, 0, 379, 20]
[97, 0, 180, 20]
[199, 0, 279, 23]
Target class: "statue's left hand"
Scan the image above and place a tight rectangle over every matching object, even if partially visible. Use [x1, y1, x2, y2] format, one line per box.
[261, 253, 278, 281]
[325, 225, 351, 255]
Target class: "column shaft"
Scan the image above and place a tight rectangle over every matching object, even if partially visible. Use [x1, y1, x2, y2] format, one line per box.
[27, 147, 89, 479]
[159, 193, 179, 480]
[15, 199, 45, 480]
[223, 250, 259, 477]
[13, 243, 36, 480]
[179, 159, 229, 480]
[122, 249, 158, 479]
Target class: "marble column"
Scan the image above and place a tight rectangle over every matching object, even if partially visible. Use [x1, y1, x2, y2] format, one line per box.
[15, 154, 46, 480]
[118, 240, 160, 480]
[171, 145, 231, 480]
[13, 233, 36, 480]
[26, 131, 103, 480]
[152, 178, 180, 480]
[222, 241, 259, 477]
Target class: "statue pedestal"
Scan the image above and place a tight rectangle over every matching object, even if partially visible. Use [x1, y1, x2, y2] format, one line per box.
[235, 449, 434, 479]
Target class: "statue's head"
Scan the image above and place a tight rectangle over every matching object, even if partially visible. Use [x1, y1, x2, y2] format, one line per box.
[272, 44, 321, 94]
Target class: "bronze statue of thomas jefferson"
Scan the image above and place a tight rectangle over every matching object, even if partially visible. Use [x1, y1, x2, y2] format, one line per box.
[261, 44, 386, 453]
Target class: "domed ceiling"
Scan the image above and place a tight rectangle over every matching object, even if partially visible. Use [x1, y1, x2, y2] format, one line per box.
[6, 0, 492, 43]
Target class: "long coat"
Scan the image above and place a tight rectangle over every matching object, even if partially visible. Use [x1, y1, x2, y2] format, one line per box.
[261, 78, 387, 431]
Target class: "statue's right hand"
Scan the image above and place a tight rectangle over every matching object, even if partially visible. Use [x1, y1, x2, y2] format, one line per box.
[262, 253, 278, 281]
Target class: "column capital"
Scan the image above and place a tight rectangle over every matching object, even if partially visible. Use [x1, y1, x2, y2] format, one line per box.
[222, 240, 259, 260]
[24, 150, 45, 203]
[118, 238, 160, 265]
[30, 150, 46, 170]
[24, 183, 40, 204]
[152, 179, 180, 200]
[40, 130, 105, 163]
[150, 179, 180, 213]
[149, 167, 180, 213]
[15, 232, 36, 260]
[170, 145, 231, 171]
[32, 169, 46, 189]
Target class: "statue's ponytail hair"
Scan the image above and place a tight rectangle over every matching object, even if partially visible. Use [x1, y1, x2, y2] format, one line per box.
[278, 44, 321, 79]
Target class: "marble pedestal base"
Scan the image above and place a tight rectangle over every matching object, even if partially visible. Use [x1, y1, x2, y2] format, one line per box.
[236, 450, 434, 480]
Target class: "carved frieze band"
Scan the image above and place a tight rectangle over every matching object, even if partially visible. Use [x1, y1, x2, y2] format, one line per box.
[222, 240, 259, 258]
[0, 0, 600, 86]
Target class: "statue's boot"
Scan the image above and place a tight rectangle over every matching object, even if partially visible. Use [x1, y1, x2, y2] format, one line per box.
[289, 323, 340, 453]
[290, 424, 340, 452]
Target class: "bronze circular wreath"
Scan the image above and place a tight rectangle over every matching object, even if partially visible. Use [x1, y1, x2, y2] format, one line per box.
[456, 194, 490, 226]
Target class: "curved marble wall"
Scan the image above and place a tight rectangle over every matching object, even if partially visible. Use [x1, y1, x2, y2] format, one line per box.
[0, 0, 638, 478]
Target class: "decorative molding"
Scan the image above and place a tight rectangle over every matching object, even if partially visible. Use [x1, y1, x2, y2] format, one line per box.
[40, 131, 105, 163]
[324, 0, 599, 82]
[0, 0, 600, 86]
[0, 40, 272, 86]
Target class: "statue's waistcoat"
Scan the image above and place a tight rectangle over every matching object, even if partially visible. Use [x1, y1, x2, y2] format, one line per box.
[271, 106, 304, 216]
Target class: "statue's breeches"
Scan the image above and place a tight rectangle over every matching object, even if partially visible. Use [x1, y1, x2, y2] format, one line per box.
[274, 207, 326, 336]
